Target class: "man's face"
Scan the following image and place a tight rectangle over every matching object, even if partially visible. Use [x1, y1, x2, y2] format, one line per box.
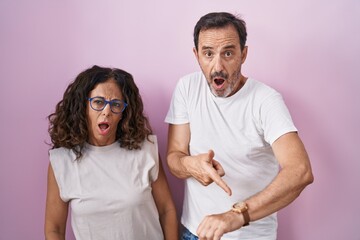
[194, 25, 248, 97]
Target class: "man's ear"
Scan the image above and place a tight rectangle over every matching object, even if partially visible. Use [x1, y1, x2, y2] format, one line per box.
[193, 47, 199, 60]
[241, 46, 248, 64]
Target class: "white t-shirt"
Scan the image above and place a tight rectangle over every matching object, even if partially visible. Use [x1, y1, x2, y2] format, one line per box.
[50, 135, 164, 240]
[165, 72, 297, 240]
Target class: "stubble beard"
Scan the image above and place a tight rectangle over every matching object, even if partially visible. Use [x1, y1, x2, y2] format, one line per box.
[207, 66, 242, 98]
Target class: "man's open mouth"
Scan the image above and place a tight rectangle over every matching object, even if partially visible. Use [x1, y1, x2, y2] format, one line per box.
[214, 78, 225, 86]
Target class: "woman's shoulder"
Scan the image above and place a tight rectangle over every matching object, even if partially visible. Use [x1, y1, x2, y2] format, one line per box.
[140, 134, 158, 152]
[49, 147, 77, 164]
[147, 134, 157, 142]
[141, 134, 157, 148]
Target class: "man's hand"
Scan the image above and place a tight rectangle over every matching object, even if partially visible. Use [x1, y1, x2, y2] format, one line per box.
[196, 210, 245, 240]
[184, 150, 232, 196]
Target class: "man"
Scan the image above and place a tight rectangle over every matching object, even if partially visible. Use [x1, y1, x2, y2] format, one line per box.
[165, 12, 314, 240]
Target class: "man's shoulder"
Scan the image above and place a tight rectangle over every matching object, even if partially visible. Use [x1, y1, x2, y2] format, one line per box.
[246, 78, 278, 96]
[180, 71, 204, 82]
[175, 71, 205, 91]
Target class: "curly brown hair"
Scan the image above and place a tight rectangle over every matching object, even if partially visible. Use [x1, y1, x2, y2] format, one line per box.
[48, 65, 152, 159]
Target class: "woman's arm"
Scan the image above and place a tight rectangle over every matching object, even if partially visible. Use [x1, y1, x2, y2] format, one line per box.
[152, 156, 179, 240]
[44, 164, 69, 240]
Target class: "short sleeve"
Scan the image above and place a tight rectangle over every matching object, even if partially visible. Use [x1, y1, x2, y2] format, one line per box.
[260, 93, 298, 145]
[146, 135, 160, 183]
[165, 78, 189, 124]
[49, 148, 77, 202]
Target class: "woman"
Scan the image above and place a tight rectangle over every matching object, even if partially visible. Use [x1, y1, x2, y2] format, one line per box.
[45, 65, 178, 239]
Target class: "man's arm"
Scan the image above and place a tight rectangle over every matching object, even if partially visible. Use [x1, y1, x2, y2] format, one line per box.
[166, 123, 232, 195]
[244, 132, 314, 220]
[196, 132, 314, 239]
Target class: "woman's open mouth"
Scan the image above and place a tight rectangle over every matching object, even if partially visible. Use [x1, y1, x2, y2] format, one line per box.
[98, 122, 110, 135]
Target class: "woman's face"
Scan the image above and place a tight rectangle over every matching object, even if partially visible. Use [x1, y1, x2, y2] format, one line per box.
[86, 78, 124, 146]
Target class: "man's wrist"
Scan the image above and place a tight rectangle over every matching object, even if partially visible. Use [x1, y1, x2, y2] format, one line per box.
[179, 155, 192, 178]
[231, 202, 250, 226]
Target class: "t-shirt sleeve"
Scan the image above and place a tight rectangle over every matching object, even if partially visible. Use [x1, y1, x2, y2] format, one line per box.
[49, 148, 77, 202]
[260, 93, 298, 145]
[165, 78, 189, 124]
[147, 135, 160, 183]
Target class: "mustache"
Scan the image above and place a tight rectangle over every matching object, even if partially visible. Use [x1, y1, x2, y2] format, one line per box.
[211, 71, 228, 80]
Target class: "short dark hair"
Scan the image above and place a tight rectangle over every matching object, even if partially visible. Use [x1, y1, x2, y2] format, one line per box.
[193, 12, 247, 51]
[48, 65, 152, 159]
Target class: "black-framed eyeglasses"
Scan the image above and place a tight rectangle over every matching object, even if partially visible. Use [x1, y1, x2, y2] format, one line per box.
[88, 96, 127, 114]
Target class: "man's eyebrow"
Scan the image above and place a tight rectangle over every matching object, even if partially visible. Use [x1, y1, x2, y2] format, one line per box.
[201, 46, 213, 50]
[201, 44, 237, 51]
[223, 44, 236, 49]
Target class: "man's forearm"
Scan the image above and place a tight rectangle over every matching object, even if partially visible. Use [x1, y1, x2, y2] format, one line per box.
[244, 164, 313, 222]
[167, 151, 192, 179]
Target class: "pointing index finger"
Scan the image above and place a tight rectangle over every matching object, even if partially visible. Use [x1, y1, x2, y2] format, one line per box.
[208, 168, 232, 196]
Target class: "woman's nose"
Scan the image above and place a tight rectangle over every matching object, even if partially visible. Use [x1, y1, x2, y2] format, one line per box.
[102, 103, 112, 115]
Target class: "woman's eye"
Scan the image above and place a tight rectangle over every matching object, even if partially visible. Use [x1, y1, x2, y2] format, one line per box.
[112, 102, 121, 108]
[94, 99, 104, 105]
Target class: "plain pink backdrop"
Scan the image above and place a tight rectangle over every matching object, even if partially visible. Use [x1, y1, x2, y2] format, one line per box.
[0, 0, 359, 239]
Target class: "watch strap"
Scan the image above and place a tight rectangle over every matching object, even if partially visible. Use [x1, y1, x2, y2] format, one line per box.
[231, 202, 250, 226]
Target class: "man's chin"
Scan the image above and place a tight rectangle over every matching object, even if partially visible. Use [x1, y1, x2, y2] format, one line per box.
[211, 87, 231, 98]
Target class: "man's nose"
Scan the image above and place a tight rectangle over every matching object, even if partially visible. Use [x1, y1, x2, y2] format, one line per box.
[213, 55, 224, 72]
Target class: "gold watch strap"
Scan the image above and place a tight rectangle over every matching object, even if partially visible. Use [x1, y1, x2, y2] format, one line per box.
[231, 202, 250, 226]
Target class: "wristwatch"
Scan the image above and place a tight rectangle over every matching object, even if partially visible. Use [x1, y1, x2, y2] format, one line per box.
[231, 202, 250, 226]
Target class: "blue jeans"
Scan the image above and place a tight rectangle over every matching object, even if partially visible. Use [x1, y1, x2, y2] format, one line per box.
[181, 226, 198, 240]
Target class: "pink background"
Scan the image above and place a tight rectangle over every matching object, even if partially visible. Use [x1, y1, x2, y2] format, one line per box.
[1, 0, 359, 239]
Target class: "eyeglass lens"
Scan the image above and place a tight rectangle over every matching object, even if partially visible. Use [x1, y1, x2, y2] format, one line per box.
[90, 97, 125, 113]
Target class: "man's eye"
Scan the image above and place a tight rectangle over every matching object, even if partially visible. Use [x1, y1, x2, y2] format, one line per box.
[204, 51, 213, 57]
[225, 51, 232, 57]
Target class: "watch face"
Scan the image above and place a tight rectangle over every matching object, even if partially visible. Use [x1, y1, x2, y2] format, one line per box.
[233, 202, 248, 211]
